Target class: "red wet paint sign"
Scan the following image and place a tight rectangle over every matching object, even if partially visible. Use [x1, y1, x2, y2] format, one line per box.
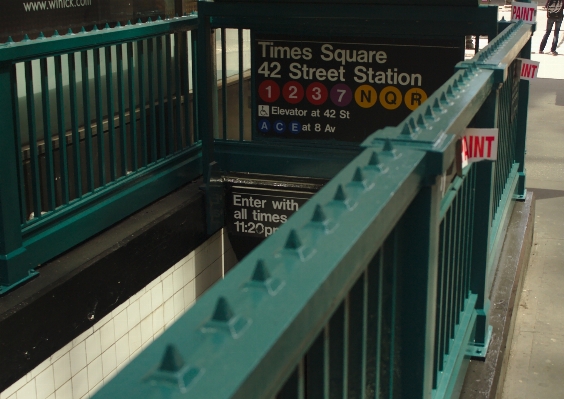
[511, 2, 537, 24]
[461, 128, 499, 168]
[518, 58, 540, 80]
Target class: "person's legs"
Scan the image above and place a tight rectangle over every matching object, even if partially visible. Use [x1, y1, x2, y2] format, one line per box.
[540, 18, 556, 52]
[551, 19, 562, 53]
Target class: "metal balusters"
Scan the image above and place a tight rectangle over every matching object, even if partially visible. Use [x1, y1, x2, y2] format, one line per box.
[157, 36, 166, 158]
[190, 30, 198, 143]
[328, 303, 345, 397]
[435, 222, 447, 386]
[127, 42, 138, 172]
[367, 251, 384, 397]
[81, 51, 94, 192]
[452, 192, 461, 327]
[54, 56, 69, 205]
[238, 29, 244, 141]
[147, 38, 158, 162]
[304, 331, 324, 399]
[116, 44, 128, 176]
[25, 61, 42, 217]
[39, 58, 56, 211]
[221, 28, 227, 140]
[105, 46, 117, 181]
[181, 31, 192, 147]
[12, 65, 28, 223]
[137, 40, 148, 167]
[93, 48, 106, 186]
[166, 34, 174, 154]
[68, 53, 83, 198]
[173, 33, 183, 151]
[347, 273, 367, 397]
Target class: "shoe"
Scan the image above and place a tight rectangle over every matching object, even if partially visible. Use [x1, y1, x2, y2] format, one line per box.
[550, 51, 559, 55]
[539, 50, 545, 54]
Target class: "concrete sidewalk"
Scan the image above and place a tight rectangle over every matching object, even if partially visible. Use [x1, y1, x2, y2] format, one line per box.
[499, 5, 564, 399]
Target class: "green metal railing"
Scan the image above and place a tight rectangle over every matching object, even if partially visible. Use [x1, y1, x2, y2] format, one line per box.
[93, 13, 533, 399]
[0, 15, 202, 293]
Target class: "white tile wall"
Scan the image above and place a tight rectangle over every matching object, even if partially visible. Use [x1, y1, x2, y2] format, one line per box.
[1, 229, 236, 399]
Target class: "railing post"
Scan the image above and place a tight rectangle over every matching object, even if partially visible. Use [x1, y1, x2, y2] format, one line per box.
[197, 9, 223, 234]
[515, 37, 531, 199]
[469, 88, 499, 350]
[0, 63, 28, 292]
[396, 176, 442, 399]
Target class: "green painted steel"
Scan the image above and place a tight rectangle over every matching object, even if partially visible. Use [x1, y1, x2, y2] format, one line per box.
[0, 15, 202, 293]
[93, 8, 533, 399]
[0, 0, 534, 396]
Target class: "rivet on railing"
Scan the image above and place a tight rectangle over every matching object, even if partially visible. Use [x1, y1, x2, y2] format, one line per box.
[142, 344, 203, 393]
[37, 32, 46, 40]
[351, 167, 374, 190]
[202, 296, 251, 338]
[446, 85, 456, 99]
[462, 70, 470, 81]
[433, 98, 444, 113]
[425, 105, 438, 121]
[137, 18, 143, 24]
[457, 75, 466, 86]
[366, 151, 389, 173]
[400, 122, 413, 137]
[22, 34, 31, 42]
[383, 138, 399, 158]
[147, 17, 153, 23]
[116, 22, 122, 28]
[80, 27, 87, 34]
[452, 80, 461, 93]
[332, 185, 357, 211]
[212, 297, 233, 322]
[92, 25, 98, 32]
[310, 204, 338, 234]
[285, 229, 316, 261]
[157, 16, 162, 21]
[104, 23, 111, 30]
[6, 36, 14, 45]
[417, 114, 428, 129]
[175, 13, 179, 18]
[246, 259, 284, 296]
[408, 117, 420, 133]
[439, 92, 452, 106]
[127, 20, 132, 26]
[67, 28, 74, 35]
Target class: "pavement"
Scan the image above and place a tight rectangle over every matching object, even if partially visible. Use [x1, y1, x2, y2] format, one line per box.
[495, 5, 564, 399]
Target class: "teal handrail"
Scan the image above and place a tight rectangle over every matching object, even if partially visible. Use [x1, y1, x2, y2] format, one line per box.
[93, 17, 533, 399]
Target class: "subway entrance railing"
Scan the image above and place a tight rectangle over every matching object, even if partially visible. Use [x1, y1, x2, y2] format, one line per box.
[0, 0, 533, 397]
[87, 1, 529, 398]
[0, 15, 202, 293]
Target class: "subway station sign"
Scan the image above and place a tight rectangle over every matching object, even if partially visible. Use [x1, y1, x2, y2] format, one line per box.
[253, 35, 460, 142]
[225, 176, 325, 260]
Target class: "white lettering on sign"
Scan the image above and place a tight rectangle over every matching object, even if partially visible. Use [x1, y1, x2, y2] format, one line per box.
[518, 58, 540, 80]
[461, 128, 499, 168]
[511, 1, 537, 24]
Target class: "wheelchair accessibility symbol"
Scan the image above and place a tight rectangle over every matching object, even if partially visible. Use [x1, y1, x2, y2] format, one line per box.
[258, 105, 269, 117]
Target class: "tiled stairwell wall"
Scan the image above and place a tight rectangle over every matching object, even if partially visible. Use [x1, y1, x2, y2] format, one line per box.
[0, 229, 238, 399]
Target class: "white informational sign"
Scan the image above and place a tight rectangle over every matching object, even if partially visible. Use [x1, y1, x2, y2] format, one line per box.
[511, 1, 537, 24]
[461, 128, 499, 168]
[518, 58, 540, 80]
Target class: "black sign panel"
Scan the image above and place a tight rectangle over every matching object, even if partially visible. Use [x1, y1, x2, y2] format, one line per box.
[225, 175, 325, 261]
[227, 186, 314, 239]
[253, 35, 461, 142]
